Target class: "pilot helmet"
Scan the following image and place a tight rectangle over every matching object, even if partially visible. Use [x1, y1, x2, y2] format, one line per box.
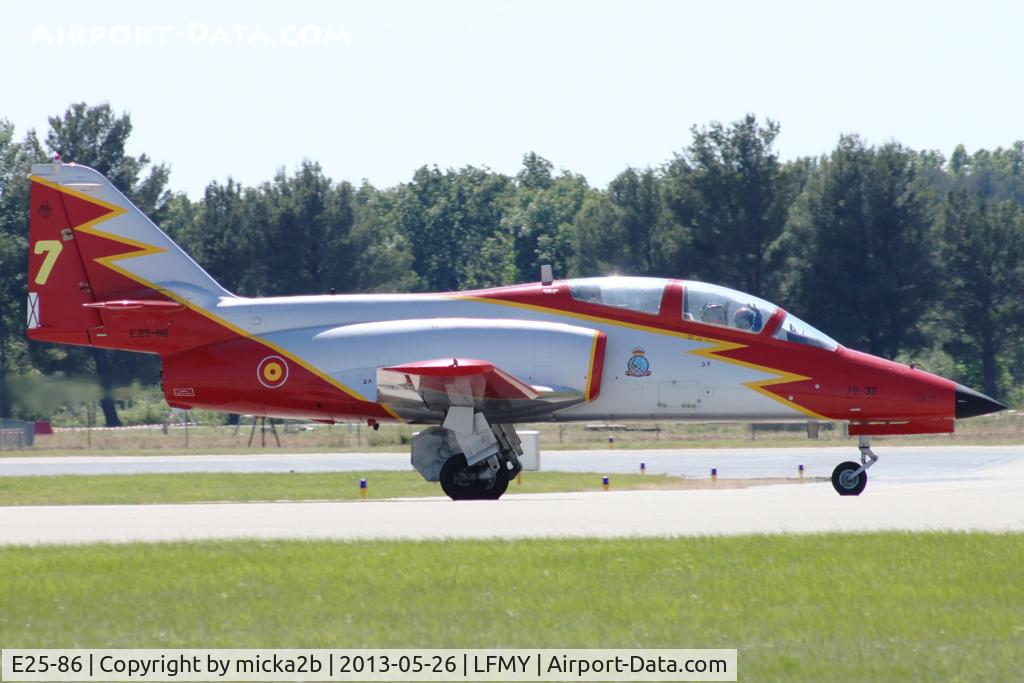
[733, 306, 757, 330]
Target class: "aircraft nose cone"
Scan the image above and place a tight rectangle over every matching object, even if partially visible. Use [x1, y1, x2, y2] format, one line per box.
[955, 384, 1007, 419]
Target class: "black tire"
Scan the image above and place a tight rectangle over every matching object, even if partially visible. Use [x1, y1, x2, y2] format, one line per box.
[440, 454, 477, 500]
[483, 469, 510, 500]
[439, 454, 508, 500]
[831, 461, 867, 496]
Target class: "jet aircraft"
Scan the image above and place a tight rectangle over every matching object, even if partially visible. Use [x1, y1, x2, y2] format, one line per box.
[26, 162, 1006, 499]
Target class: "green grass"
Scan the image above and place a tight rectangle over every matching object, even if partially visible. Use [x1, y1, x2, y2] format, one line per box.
[0, 534, 1022, 681]
[0, 470, 759, 506]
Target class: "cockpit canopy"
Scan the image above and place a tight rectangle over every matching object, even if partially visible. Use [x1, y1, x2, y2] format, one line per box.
[566, 276, 838, 351]
[771, 311, 838, 351]
[567, 277, 665, 314]
[682, 281, 776, 333]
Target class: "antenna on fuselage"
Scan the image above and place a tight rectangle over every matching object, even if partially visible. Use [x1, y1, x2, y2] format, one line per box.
[540, 264, 553, 286]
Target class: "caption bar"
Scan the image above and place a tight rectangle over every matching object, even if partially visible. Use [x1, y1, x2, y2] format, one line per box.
[1, 649, 736, 681]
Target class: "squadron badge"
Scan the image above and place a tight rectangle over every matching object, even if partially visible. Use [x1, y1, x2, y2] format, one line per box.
[625, 347, 652, 377]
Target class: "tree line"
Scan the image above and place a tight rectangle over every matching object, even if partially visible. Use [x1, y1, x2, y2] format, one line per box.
[0, 103, 1022, 425]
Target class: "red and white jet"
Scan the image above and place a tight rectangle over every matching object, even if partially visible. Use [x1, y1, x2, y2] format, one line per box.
[26, 162, 1005, 499]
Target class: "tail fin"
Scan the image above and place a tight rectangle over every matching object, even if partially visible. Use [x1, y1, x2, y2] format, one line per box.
[27, 161, 230, 348]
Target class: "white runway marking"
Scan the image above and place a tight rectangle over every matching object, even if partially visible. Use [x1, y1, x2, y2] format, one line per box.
[1, 462, 1023, 545]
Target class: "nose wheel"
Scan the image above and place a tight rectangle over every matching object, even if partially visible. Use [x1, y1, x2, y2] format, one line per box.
[831, 436, 878, 496]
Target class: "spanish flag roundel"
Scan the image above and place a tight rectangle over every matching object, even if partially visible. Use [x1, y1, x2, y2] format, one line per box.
[257, 355, 289, 389]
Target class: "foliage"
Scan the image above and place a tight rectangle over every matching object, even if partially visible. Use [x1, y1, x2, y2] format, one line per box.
[780, 137, 937, 359]
[664, 115, 799, 298]
[0, 120, 43, 416]
[937, 191, 1024, 397]
[1, 104, 1024, 414]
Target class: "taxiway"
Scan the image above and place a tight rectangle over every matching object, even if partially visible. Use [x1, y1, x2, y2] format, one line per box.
[0, 446, 1021, 544]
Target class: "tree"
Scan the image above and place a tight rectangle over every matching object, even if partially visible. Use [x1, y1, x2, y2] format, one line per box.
[663, 115, 799, 298]
[937, 191, 1024, 398]
[254, 162, 356, 295]
[504, 153, 589, 282]
[0, 121, 44, 417]
[5, 102, 1024, 413]
[781, 137, 937, 358]
[607, 167, 663, 275]
[347, 182, 419, 292]
[516, 152, 554, 191]
[947, 142, 1024, 204]
[571, 193, 630, 275]
[168, 179, 257, 295]
[395, 166, 512, 290]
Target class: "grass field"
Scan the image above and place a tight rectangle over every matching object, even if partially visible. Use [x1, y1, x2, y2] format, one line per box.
[0, 470, 804, 506]
[0, 533, 1021, 681]
[7, 412, 1022, 457]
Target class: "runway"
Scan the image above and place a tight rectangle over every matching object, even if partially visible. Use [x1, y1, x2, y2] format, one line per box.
[2, 445, 1022, 484]
[0, 447, 1022, 545]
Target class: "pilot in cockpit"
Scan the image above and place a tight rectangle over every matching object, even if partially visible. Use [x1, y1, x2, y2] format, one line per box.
[733, 305, 763, 332]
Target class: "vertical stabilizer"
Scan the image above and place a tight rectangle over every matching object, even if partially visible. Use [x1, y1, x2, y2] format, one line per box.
[27, 161, 232, 347]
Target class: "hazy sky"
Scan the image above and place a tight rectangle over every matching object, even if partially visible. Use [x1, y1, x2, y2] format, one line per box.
[3, 0, 1021, 197]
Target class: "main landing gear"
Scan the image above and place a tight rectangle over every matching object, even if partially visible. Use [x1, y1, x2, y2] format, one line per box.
[410, 411, 524, 501]
[831, 436, 878, 496]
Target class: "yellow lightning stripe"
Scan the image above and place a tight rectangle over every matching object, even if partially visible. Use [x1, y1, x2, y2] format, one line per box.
[456, 293, 828, 420]
[30, 174, 130, 230]
[30, 175, 402, 422]
[29, 175, 161, 279]
[688, 338, 828, 420]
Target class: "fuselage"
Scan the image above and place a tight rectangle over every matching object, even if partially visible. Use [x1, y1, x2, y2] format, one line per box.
[157, 278, 963, 432]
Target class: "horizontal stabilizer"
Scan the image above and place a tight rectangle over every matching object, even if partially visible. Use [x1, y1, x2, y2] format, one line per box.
[84, 299, 185, 312]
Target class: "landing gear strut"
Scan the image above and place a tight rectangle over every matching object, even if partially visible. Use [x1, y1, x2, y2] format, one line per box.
[831, 436, 878, 496]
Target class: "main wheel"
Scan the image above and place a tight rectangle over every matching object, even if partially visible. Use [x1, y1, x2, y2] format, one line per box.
[439, 455, 508, 500]
[831, 461, 867, 496]
[440, 454, 479, 500]
[483, 468, 509, 500]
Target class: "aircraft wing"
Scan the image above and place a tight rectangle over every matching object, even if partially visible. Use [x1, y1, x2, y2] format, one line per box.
[376, 358, 587, 421]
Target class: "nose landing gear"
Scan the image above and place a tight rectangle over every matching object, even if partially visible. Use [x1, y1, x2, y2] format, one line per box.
[831, 436, 878, 496]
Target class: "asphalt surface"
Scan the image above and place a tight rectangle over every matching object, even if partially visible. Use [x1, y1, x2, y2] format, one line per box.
[1, 445, 1021, 483]
[0, 445, 1022, 544]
